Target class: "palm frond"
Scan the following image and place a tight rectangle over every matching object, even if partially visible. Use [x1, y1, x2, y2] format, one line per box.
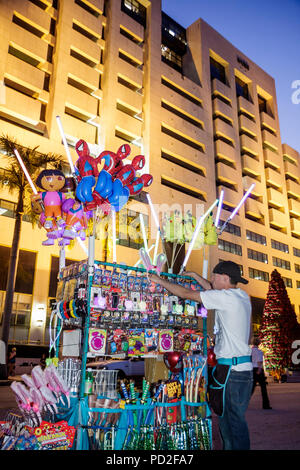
[0, 134, 66, 222]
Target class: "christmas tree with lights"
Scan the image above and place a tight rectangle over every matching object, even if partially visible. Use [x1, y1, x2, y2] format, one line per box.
[259, 269, 300, 376]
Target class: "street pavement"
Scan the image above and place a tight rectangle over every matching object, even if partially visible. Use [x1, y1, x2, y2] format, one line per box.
[1, 379, 300, 450]
[212, 381, 300, 450]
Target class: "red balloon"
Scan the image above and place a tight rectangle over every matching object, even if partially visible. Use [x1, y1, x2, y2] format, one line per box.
[207, 347, 217, 367]
[164, 352, 183, 373]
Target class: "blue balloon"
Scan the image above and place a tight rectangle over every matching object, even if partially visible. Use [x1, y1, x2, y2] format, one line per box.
[108, 179, 123, 206]
[75, 175, 95, 203]
[94, 170, 113, 198]
[109, 185, 129, 212]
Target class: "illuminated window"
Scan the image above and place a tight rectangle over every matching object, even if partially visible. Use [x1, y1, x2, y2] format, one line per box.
[272, 257, 291, 271]
[248, 248, 268, 263]
[246, 230, 267, 245]
[249, 268, 269, 282]
[121, 0, 146, 27]
[220, 221, 241, 237]
[161, 45, 182, 72]
[218, 239, 242, 256]
[271, 239, 289, 253]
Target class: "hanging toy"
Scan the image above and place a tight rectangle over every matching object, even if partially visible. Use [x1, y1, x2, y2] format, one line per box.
[164, 352, 184, 374]
[44, 364, 71, 408]
[38, 212, 64, 246]
[94, 144, 131, 200]
[139, 248, 166, 276]
[108, 155, 147, 211]
[32, 169, 66, 231]
[75, 139, 99, 203]
[125, 173, 153, 197]
[203, 212, 218, 245]
[207, 347, 217, 367]
[62, 199, 88, 240]
[139, 247, 153, 272]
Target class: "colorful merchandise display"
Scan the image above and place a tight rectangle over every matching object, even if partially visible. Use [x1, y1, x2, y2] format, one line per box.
[1, 122, 260, 452]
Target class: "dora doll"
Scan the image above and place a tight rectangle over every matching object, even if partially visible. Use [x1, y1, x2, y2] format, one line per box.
[32, 169, 66, 230]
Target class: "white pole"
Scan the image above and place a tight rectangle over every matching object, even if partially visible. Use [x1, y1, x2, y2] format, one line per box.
[180, 199, 219, 274]
[56, 115, 76, 175]
[219, 184, 255, 234]
[13, 149, 38, 195]
[112, 209, 117, 263]
[214, 189, 224, 228]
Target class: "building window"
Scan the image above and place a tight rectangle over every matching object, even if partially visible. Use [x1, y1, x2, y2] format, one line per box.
[119, 50, 142, 69]
[282, 277, 293, 288]
[235, 76, 249, 100]
[161, 12, 187, 57]
[0, 246, 36, 295]
[297, 281, 300, 289]
[258, 94, 267, 113]
[293, 247, 300, 257]
[121, 0, 146, 27]
[161, 100, 203, 129]
[248, 248, 268, 264]
[249, 268, 269, 282]
[161, 77, 202, 107]
[0, 292, 32, 343]
[246, 230, 267, 246]
[161, 13, 187, 50]
[219, 220, 241, 237]
[161, 45, 182, 72]
[272, 257, 291, 271]
[75, 0, 100, 18]
[117, 75, 142, 94]
[120, 26, 143, 46]
[218, 239, 242, 256]
[210, 57, 226, 85]
[271, 239, 289, 253]
[295, 264, 300, 273]
[161, 125, 204, 152]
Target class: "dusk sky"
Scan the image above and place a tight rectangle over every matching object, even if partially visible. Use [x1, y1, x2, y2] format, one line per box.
[162, 0, 300, 154]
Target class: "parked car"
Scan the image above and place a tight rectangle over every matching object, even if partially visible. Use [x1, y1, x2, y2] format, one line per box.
[88, 357, 144, 379]
[15, 357, 41, 375]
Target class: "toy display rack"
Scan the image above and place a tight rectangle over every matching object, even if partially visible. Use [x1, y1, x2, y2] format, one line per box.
[52, 236, 212, 451]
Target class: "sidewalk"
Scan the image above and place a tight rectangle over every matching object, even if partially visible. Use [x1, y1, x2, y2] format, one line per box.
[1, 381, 300, 450]
[212, 382, 300, 450]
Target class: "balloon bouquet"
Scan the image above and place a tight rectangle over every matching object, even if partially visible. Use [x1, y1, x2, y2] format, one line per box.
[30, 140, 153, 248]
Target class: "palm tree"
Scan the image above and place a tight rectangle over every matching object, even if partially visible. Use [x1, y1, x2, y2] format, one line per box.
[0, 134, 65, 378]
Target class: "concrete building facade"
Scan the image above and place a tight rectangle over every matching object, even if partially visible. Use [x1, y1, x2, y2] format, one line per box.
[0, 0, 299, 346]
